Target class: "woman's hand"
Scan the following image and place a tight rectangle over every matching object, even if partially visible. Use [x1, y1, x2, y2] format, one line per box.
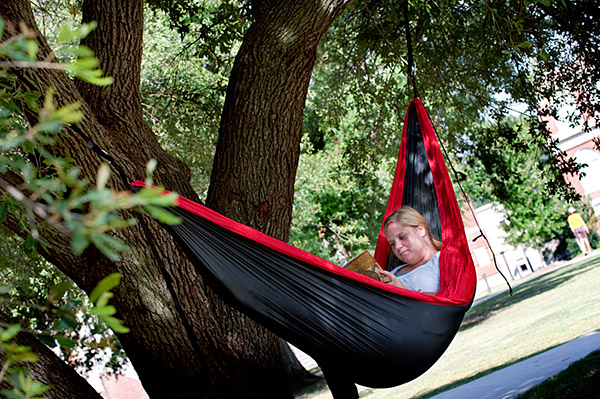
[378, 270, 407, 289]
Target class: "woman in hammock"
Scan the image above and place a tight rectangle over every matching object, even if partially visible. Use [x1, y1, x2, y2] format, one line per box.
[323, 207, 442, 398]
[379, 206, 441, 295]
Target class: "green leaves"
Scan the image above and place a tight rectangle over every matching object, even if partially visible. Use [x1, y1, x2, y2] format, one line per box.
[0, 200, 8, 223]
[456, 116, 573, 248]
[60, 169, 180, 261]
[0, 24, 38, 62]
[1, 325, 21, 342]
[89, 273, 130, 334]
[65, 47, 114, 86]
[0, 373, 50, 399]
[55, 20, 114, 86]
[89, 273, 121, 304]
[2, 40, 180, 262]
[0, 325, 50, 399]
[1, 14, 180, 360]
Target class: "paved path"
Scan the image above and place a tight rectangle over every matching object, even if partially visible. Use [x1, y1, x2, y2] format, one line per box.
[429, 329, 600, 399]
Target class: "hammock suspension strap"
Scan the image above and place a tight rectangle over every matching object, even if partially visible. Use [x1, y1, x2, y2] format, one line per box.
[403, 1, 418, 99]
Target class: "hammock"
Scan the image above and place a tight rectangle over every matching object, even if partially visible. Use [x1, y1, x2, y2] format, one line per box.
[131, 98, 476, 388]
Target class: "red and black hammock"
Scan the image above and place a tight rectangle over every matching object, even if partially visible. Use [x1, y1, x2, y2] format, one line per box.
[131, 98, 476, 388]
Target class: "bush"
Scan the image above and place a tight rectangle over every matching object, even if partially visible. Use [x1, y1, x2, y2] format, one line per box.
[566, 238, 581, 256]
[589, 229, 600, 250]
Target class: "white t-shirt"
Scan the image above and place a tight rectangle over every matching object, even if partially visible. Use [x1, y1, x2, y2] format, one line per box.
[390, 251, 440, 293]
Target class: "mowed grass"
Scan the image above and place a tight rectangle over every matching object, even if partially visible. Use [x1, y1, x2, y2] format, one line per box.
[297, 252, 600, 399]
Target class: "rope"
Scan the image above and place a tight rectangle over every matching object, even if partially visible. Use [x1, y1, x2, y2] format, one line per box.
[401, 4, 510, 294]
[69, 124, 131, 189]
[361, 0, 418, 98]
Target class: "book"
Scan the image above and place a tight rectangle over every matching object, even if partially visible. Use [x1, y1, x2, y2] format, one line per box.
[344, 250, 385, 281]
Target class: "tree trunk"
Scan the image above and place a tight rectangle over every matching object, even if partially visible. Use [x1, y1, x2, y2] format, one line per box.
[207, 0, 351, 239]
[0, 0, 352, 398]
[205, 1, 353, 393]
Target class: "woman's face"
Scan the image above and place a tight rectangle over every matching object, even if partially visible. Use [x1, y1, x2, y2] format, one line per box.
[385, 222, 430, 266]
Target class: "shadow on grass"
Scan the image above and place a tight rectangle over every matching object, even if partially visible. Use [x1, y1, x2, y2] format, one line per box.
[460, 254, 600, 331]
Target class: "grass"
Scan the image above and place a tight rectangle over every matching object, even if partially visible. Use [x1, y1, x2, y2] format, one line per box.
[515, 350, 600, 399]
[295, 251, 600, 399]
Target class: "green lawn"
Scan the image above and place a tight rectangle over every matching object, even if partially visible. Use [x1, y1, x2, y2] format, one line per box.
[296, 252, 600, 398]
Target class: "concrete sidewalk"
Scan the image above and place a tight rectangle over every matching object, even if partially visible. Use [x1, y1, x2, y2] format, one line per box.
[429, 329, 600, 399]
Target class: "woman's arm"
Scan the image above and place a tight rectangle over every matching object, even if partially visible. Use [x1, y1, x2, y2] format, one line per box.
[378, 270, 438, 295]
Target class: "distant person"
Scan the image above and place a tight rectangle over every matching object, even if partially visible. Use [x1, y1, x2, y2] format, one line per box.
[567, 207, 592, 255]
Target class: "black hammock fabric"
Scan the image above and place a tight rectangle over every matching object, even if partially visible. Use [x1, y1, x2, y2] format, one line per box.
[131, 98, 476, 388]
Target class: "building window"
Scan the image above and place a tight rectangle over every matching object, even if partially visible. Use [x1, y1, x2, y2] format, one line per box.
[575, 148, 600, 194]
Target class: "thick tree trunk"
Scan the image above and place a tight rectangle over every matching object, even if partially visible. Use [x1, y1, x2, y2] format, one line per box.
[206, 1, 353, 394]
[0, 0, 352, 398]
[207, 0, 352, 239]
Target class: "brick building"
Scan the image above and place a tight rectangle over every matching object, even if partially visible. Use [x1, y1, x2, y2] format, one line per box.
[463, 202, 546, 295]
[545, 116, 600, 214]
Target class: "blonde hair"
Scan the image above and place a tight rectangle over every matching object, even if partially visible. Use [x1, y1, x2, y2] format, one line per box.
[384, 206, 442, 251]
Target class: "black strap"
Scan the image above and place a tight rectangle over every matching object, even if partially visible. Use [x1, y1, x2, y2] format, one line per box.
[403, 1, 418, 99]
[69, 124, 132, 189]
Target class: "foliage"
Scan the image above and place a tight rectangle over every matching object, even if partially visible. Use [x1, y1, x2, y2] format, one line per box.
[291, 136, 394, 262]
[141, 1, 250, 198]
[0, 325, 50, 399]
[455, 116, 573, 248]
[0, 258, 128, 397]
[0, 13, 182, 395]
[1, 16, 180, 259]
[289, 0, 600, 258]
[291, 67, 401, 262]
[0, 226, 129, 378]
[88, 273, 129, 334]
[288, 15, 410, 262]
[1, 0, 598, 394]
[590, 230, 600, 250]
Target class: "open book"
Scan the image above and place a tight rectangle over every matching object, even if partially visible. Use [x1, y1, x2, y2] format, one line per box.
[344, 250, 385, 281]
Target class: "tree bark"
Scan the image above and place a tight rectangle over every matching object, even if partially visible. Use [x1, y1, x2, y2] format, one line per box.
[0, 0, 352, 397]
[206, 0, 352, 239]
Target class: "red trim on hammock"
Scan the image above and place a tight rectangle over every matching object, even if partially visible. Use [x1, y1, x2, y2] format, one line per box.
[130, 99, 475, 306]
[131, 179, 466, 306]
